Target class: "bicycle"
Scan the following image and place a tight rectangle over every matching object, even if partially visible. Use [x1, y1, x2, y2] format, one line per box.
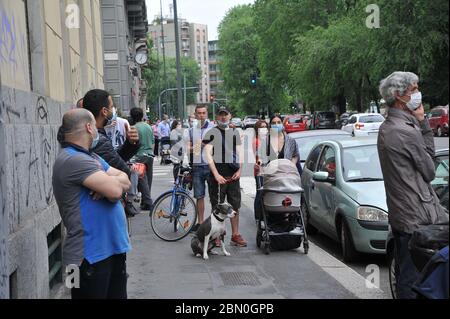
[149, 157, 198, 241]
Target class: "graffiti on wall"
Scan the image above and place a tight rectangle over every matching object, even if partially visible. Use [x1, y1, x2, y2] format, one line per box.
[1, 91, 59, 232]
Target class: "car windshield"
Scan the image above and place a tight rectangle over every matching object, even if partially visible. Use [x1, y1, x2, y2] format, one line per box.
[342, 145, 384, 182]
[288, 117, 303, 124]
[359, 115, 384, 123]
[295, 134, 351, 162]
[319, 112, 335, 120]
[432, 155, 449, 186]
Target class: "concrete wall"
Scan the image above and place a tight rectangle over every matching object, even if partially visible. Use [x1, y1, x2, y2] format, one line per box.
[0, 0, 104, 299]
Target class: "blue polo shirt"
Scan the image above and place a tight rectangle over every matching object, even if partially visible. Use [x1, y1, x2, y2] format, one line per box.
[52, 144, 131, 266]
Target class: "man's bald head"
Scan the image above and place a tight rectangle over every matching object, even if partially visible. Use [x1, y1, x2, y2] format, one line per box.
[58, 109, 96, 145]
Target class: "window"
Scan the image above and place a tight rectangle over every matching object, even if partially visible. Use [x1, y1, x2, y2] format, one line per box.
[48, 223, 63, 289]
[306, 145, 323, 171]
[359, 114, 385, 123]
[317, 146, 336, 178]
[349, 116, 357, 124]
[342, 145, 383, 181]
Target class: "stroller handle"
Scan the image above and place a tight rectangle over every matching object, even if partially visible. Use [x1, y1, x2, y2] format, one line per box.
[257, 188, 304, 194]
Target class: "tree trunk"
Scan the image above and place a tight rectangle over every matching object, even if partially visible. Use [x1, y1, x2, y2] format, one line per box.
[355, 79, 363, 113]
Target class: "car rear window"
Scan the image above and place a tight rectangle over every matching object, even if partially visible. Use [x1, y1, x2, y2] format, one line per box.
[359, 115, 385, 123]
[318, 112, 335, 120]
[288, 117, 303, 124]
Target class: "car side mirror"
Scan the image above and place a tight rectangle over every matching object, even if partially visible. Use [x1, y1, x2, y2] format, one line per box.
[313, 171, 336, 184]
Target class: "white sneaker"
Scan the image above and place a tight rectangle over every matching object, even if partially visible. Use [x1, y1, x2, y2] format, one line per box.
[289, 227, 303, 235]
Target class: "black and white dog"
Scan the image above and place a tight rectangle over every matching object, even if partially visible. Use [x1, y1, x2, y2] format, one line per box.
[191, 202, 236, 260]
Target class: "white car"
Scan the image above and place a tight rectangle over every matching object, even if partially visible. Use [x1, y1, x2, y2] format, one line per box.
[341, 113, 385, 137]
[243, 115, 259, 129]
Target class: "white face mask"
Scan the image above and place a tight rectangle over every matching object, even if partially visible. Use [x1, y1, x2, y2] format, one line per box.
[259, 128, 268, 136]
[405, 91, 422, 111]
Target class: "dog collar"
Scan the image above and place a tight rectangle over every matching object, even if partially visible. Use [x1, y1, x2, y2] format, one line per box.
[212, 213, 225, 222]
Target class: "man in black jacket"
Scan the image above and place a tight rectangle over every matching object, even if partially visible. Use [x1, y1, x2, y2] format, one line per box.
[82, 89, 140, 215]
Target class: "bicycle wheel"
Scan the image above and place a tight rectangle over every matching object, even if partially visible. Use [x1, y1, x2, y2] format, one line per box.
[150, 191, 197, 241]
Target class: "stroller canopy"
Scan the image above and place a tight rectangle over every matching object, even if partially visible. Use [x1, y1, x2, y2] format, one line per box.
[262, 159, 302, 192]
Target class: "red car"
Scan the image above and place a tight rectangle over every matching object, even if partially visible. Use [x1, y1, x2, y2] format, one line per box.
[283, 115, 308, 133]
[428, 106, 449, 137]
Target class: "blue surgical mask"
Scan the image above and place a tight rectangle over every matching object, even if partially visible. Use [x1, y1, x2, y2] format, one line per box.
[91, 129, 100, 150]
[218, 120, 229, 129]
[271, 124, 283, 132]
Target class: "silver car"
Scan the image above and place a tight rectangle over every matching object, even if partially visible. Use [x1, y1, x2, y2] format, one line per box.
[301, 137, 388, 262]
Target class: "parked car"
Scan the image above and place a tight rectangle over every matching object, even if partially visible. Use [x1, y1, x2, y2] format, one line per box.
[336, 112, 357, 129]
[386, 148, 449, 299]
[283, 115, 308, 133]
[290, 129, 352, 169]
[301, 137, 387, 262]
[341, 113, 385, 137]
[311, 111, 337, 129]
[243, 115, 259, 129]
[231, 117, 243, 129]
[428, 106, 449, 137]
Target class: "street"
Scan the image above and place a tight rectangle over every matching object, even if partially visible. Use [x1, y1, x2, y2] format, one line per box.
[125, 130, 448, 299]
[127, 161, 388, 299]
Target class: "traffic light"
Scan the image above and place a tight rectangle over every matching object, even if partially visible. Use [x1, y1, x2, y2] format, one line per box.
[250, 73, 257, 87]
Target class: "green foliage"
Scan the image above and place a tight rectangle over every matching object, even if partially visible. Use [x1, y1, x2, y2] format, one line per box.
[142, 51, 201, 117]
[218, 0, 449, 116]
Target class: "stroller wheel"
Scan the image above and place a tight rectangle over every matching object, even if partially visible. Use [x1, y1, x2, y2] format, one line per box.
[256, 228, 262, 248]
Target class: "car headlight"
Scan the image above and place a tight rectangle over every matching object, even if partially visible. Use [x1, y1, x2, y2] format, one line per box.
[357, 206, 388, 221]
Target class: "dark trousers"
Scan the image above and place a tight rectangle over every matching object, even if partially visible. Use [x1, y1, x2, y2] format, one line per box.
[254, 176, 264, 221]
[154, 138, 159, 156]
[136, 155, 154, 206]
[393, 229, 420, 299]
[71, 254, 127, 299]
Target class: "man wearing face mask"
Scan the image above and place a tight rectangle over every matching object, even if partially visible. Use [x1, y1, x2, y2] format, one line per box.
[53, 109, 131, 299]
[378, 71, 448, 299]
[204, 107, 246, 247]
[82, 89, 140, 215]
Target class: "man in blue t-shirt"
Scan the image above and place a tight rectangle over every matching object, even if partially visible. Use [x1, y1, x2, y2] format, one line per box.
[53, 109, 132, 299]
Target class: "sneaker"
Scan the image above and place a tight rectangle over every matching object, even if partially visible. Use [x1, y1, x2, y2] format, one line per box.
[230, 234, 247, 247]
[190, 223, 200, 233]
[140, 203, 153, 211]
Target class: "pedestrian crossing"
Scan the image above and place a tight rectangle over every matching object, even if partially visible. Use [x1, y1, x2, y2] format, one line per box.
[152, 159, 173, 177]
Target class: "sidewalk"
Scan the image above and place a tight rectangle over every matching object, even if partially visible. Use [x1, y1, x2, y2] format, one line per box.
[126, 162, 388, 299]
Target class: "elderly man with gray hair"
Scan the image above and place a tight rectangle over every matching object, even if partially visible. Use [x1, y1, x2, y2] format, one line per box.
[378, 71, 448, 299]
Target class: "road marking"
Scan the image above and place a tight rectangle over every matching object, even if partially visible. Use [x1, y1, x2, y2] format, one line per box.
[304, 241, 389, 299]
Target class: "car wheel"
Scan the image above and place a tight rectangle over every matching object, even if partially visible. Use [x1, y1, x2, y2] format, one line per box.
[340, 218, 359, 262]
[388, 249, 398, 299]
[351, 130, 355, 137]
[437, 126, 442, 137]
[301, 197, 318, 235]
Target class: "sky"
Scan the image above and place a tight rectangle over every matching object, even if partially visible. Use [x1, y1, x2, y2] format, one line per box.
[146, 0, 255, 41]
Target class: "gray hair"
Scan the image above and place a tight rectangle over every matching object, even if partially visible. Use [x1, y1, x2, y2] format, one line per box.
[379, 71, 419, 107]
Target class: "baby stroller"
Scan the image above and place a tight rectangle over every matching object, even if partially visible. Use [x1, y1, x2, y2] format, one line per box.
[159, 136, 172, 165]
[256, 159, 309, 255]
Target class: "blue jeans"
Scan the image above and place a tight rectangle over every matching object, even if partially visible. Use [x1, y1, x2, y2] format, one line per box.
[393, 228, 420, 299]
[192, 165, 210, 199]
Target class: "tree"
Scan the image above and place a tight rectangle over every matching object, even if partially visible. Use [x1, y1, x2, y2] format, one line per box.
[142, 51, 201, 118]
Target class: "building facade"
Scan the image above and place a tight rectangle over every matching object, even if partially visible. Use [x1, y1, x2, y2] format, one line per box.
[208, 40, 224, 101]
[0, 0, 105, 299]
[148, 18, 210, 104]
[101, 0, 148, 115]
[0, 0, 148, 298]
